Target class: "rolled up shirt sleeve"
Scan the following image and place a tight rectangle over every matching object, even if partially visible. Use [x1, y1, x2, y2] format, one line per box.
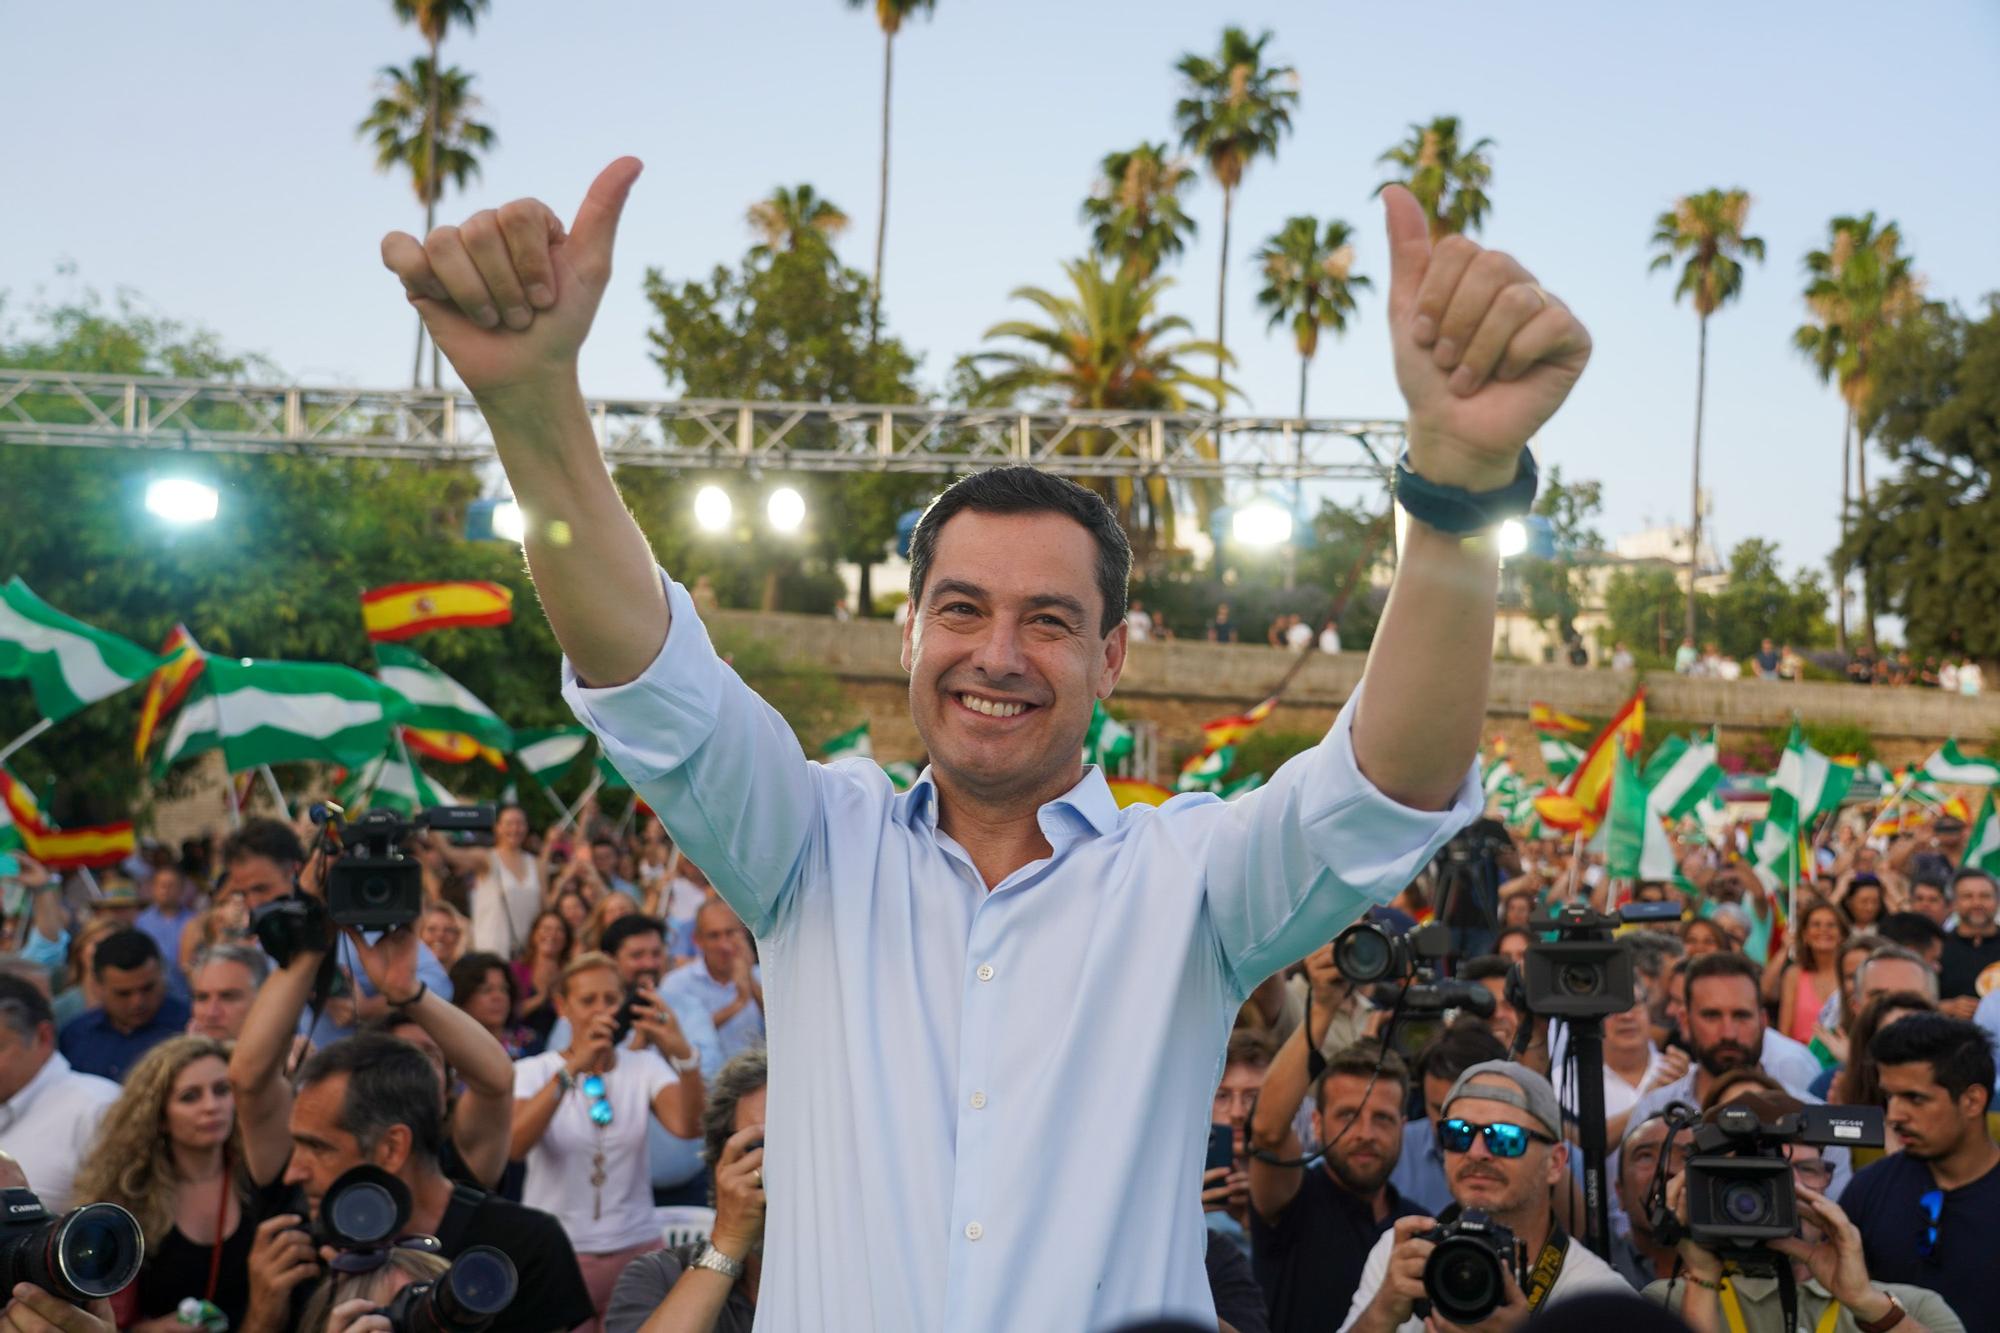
[563, 571, 819, 937]
[1202, 686, 1480, 997]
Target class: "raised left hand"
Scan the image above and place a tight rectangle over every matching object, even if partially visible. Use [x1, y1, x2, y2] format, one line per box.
[344, 924, 419, 1003]
[631, 988, 693, 1062]
[1770, 1186, 1878, 1311]
[1382, 185, 1592, 492]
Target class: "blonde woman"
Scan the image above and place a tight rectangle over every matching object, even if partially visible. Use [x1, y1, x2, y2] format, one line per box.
[73, 1035, 285, 1330]
[578, 890, 637, 956]
[299, 1247, 450, 1333]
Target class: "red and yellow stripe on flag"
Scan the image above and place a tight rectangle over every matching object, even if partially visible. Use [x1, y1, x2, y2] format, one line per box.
[1107, 778, 1175, 808]
[133, 624, 206, 760]
[1532, 690, 1645, 832]
[361, 581, 513, 642]
[0, 770, 135, 869]
[403, 727, 507, 769]
[1530, 702, 1591, 734]
[1201, 696, 1279, 752]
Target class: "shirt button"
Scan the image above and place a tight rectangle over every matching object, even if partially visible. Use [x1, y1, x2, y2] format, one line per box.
[976, 964, 995, 982]
[965, 1222, 983, 1241]
[970, 1091, 987, 1110]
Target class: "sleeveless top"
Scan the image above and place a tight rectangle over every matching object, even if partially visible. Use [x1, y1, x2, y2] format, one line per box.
[473, 850, 542, 957]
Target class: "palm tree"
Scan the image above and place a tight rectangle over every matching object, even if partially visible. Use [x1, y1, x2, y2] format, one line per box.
[846, 0, 936, 344]
[748, 184, 850, 260]
[1254, 216, 1371, 421]
[390, 0, 491, 386]
[1374, 116, 1495, 240]
[1648, 189, 1765, 645]
[1081, 143, 1198, 281]
[1173, 27, 1298, 402]
[1794, 213, 1920, 653]
[972, 259, 1232, 550]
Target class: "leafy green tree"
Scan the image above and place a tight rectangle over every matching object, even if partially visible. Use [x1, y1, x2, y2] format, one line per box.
[1600, 540, 1829, 663]
[1794, 213, 1920, 653]
[748, 183, 850, 260]
[357, 54, 496, 387]
[1845, 298, 2000, 661]
[1173, 27, 1298, 400]
[1081, 143, 1198, 281]
[846, 0, 937, 342]
[1253, 215, 1370, 420]
[1601, 565, 1686, 663]
[1294, 497, 1392, 648]
[1374, 116, 1494, 240]
[1648, 188, 1765, 645]
[1515, 467, 1603, 644]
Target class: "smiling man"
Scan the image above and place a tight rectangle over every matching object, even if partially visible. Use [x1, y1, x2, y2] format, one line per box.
[380, 155, 1590, 1332]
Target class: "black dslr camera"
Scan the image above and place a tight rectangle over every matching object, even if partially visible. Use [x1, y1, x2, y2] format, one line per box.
[1333, 920, 1495, 1061]
[1523, 901, 1683, 1018]
[0, 1189, 145, 1303]
[1660, 1099, 1884, 1267]
[1335, 920, 1451, 984]
[328, 804, 495, 931]
[381, 1246, 519, 1332]
[1417, 1209, 1524, 1324]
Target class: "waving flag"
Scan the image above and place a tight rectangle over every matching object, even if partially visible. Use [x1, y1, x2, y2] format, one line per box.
[821, 722, 872, 761]
[1530, 703, 1591, 734]
[1108, 778, 1174, 808]
[155, 657, 410, 775]
[403, 727, 507, 769]
[512, 726, 592, 785]
[1922, 740, 2000, 787]
[1967, 792, 2000, 877]
[0, 579, 166, 723]
[132, 625, 206, 760]
[1083, 702, 1134, 768]
[1644, 730, 1725, 820]
[1748, 723, 1855, 893]
[1177, 746, 1236, 793]
[1201, 697, 1278, 753]
[1533, 690, 1645, 833]
[361, 581, 513, 642]
[372, 644, 513, 752]
[0, 769, 135, 869]
[338, 739, 450, 815]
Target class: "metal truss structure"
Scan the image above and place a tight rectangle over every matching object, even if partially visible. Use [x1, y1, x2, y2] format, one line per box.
[0, 370, 1403, 485]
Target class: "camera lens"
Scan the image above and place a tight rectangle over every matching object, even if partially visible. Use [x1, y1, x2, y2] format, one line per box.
[1335, 924, 1392, 983]
[1558, 963, 1602, 997]
[440, 1246, 518, 1320]
[53, 1204, 144, 1299]
[1427, 1238, 1505, 1324]
[1720, 1179, 1774, 1226]
[360, 874, 394, 907]
[328, 1181, 399, 1246]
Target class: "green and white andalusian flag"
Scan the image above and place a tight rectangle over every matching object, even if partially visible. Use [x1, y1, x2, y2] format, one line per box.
[882, 760, 920, 792]
[338, 739, 449, 815]
[0, 579, 166, 723]
[1540, 738, 1584, 780]
[1748, 723, 1854, 892]
[1083, 701, 1134, 769]
[155, 657, 410, 774]
[512, 726, 592, 785]
[373, 644, 513, 751]
[1966, 791, 2000, 877]
[821, 722, 872, 761]
[1177, 745, 1235, 793]
[1645, 730, 1725, 820]
[1220, 772, 1266, 801]
[1922, 740, 2000, 787]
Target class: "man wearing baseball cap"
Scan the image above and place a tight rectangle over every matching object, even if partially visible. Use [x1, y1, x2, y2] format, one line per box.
[1341, 1061, 1629, 1333]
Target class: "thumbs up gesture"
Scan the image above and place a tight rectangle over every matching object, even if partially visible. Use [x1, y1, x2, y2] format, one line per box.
[1381, 185, 1591, 492]
[380, 157, 643, 399]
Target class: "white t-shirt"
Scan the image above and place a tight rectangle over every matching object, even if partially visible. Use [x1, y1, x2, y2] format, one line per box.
[514, 1048, 678, 1253]
[0, 1054, 119, 1211]
[472, 850, 541, 956]
[1125, 610, 1152, 642]
[1339, 1228, 1630, 1332]
[1285, 620, 1314, 650]
[1319, 626, 1343, 655]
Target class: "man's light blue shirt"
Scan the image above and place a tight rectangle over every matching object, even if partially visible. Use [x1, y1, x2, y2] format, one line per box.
[563, 573, 1478, 1333]
[658, 960, 765, 1061]
[293, 935, 452, 1047]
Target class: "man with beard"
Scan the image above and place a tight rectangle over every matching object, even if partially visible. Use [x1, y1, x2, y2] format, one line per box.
[1840, 1014, 2000, 1333]
[1341, 1062, 1627, 1333]
[1938, 871, 2000, 1020]
[1628, 951, 1822, 1130]
[1249, 1040, 1427, 1333]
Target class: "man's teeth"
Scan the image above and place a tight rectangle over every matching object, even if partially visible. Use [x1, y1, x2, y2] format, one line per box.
[959, 694, 1026, 718]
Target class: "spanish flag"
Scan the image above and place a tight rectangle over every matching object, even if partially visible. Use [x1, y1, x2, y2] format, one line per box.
[133, 625, 206, 760]
[1530, 702, 1591, 734]
[0, 769, 135, 869]
[1107, 778, 1175, 808]
[1533, 690, 1645, 833]
[1201, 697, 1279, 752]
[403, 726, 508, 770]
[361, 581, 513, 642]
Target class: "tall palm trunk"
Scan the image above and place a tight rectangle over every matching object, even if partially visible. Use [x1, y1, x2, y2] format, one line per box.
[1684, 313, 1708, 645]
[422, 32, 442, 389]
[1835, 404, 1851, 655]
[868, 30, 893, 346]
[1856, 425, 1876, 653]
[1213, 183, 1234, 411]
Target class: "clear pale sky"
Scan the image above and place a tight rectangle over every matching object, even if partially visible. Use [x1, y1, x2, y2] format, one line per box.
[5, 0, 1994, 584]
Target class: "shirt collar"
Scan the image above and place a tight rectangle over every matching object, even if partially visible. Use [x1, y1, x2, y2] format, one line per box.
[6, 1051, 72, 1114]
[897, 765, 1122, 843]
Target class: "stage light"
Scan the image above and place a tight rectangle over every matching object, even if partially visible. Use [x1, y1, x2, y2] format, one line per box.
[491, 500, 525, 543]
[694, 485, 733, 533]
[1231, 501, 1293, 548]
[146, 478, 218, 524]
[766, 486, 806, 534]
[1496, 519, 1529, 559]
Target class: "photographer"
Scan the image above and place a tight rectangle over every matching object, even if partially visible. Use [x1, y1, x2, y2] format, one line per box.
[1390, 1021, 1510, 1215]
[0, 1150, 116, 1333]
[1609, 1113, 1689, 1288]
[1646, 1123, 1961, 1333]
[1340, 1062, 1627, 1333]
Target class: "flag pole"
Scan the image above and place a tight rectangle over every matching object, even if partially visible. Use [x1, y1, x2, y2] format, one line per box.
[1565, 827, 1587, 902]
[258, 765, 291, 822]
[224, 770, 242, 829]
[0, 718, 55, 770]
[551, 772, 605, 840]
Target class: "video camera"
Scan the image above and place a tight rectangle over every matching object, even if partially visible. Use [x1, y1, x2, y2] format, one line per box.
[0, 1189, 144, 1304]
[1654, 1098, 1884, 1269]
[1417, 1209, 1523, 1325]
[1522, 900, 1682, 1018]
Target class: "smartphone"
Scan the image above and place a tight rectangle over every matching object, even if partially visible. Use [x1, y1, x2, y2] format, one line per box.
[612, 995, 641, 1045]
[1205, 1122, 1235, 1174]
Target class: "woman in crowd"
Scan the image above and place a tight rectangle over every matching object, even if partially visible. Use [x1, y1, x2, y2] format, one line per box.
[605, 1048, 768, 1333]
[1771, 896, 1850, 1043]
[177, 883, 250, 979]
[512, 952, 706, 1327]
[302, 1248, 451, 1333]
[1680, 916, 1731, 958]
[451, 950, 535, 1058]
[74, 1036, 283, 1330]
[1839, 873, 1887, 931]
[440, 805, 545, 959]
[1493, 925, 1531, 967]
[555, 886, 592, 938]
[419, 900, 469, 969]
[516, 909, 574, 1048]
[1827, 989, 1935, 1113]
[580, 891, 637, 956]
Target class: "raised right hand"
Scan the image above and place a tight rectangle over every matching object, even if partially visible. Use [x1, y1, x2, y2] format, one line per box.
[380, 157, 642, 398]
[1377, 1214, 1438, 1321]
[710, 1124, 767, 1260]
[246, 1214, 321, 1311]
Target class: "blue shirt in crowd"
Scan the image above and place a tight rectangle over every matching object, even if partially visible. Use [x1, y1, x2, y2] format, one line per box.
[658, 960, 765, 1061]
[58, 992, 192, 1082]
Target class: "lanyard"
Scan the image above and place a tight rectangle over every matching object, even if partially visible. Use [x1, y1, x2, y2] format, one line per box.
[1718, 1278, 1843, 1333]
[1521, 1227, 1569, 1312]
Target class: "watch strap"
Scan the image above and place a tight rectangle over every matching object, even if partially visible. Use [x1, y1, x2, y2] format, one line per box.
[554, 1069, 576, 1095]
[1394, 448, 1539, 534]
[670, 1052, 703, 1075]
[1853, 1294, 1906, 1333]
[692, 1243, 746, 1281]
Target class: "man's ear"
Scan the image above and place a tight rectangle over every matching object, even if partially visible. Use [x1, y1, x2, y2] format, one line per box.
[900, 605, 916, 674]
[1097, 621, 1129, 700]
[371, 1123, 414, 1176]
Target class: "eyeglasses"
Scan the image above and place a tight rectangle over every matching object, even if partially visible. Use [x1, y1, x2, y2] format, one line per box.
[1438, 1118, 1557, 1158]
[1918, 1188, 1943, 1264]
[329, 1235, 444, 1275]
[583, 1073, 614, 1127]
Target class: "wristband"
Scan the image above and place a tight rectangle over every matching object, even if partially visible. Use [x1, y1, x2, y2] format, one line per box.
[387, 981, 427, 1009]
[1682, 1272, 1725, 1292]
[556, 1068, 576, 1095]
[1394, 448, 1539, 534]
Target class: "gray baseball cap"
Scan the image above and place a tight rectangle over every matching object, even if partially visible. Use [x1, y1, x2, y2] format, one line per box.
[1441, 1060, 1563, 1141]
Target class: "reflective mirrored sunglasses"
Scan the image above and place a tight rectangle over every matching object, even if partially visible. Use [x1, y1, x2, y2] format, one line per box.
[1438, 1117, 1556, 1158]
[583, 1072, 614, 1127]
[1918, 1188, 1943, 1263]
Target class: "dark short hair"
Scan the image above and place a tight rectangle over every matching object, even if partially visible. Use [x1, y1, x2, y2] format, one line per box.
[221, 818, 305, 869]
[1685, 949, 1762, 998]
[1628, 931, 1686, 983]
[1951, 867, 1997, 897]
[701, 1048, 769, 1183]
[1224, 1029, 1275, 1071]
[1878, 912, 1947, 953]
[906, 467, 1132, 637]
[1460, 956, 1514, 984]
[91, 928, 161, 978]
[1315, 1040, 1409, 1114]
[599, 913, 666, 959]
[1869, 1013, 1996, 1111]
[0, 974, 53, 1042]
[297, 1033, 444, 1163]
[1414, 1018, 1508, 1086]
[447, 951, 519, 1014]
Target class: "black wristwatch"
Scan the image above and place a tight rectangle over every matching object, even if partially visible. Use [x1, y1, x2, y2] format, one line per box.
[1394, 448, 1539, 534]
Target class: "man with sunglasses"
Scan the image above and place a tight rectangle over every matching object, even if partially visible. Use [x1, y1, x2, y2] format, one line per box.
[1839, 1014, 2000, 1333]
[1341, 1061, 1627, 1333]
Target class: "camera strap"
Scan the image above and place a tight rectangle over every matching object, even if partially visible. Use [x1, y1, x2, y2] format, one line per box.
[1716, 1276, 1840, 1333]
[1521, 1223, 1569, 1313]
